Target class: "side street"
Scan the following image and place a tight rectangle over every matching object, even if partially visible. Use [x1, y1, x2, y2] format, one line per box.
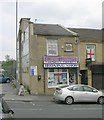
[1, 83, 53, 102]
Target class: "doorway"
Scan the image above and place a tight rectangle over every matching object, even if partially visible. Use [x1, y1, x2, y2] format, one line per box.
[80, 70, 88, 85]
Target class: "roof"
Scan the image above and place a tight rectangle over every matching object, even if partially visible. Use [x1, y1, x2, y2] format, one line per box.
[33, 24, 78, 36]
[68, 28, 102, 42]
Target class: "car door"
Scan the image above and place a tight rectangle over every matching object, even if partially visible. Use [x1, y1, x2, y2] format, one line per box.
[83, 86, 99, 102]
[70, 85, 86, 102]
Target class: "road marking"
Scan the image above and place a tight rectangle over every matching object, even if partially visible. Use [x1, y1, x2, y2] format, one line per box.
[32, 103, 35, 106]
[13, 108, 42, 111]
[73, 107, 102, 110]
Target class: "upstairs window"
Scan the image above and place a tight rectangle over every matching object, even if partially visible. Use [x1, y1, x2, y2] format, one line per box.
[65, 43, 73, 52]
[47, 39, 58, 56]
[86, 44, 95, 61]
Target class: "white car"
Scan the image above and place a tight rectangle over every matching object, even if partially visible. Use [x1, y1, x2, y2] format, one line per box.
[53, 84, 104, 105]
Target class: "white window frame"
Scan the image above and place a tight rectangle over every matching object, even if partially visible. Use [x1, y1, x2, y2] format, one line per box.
[47, 39, 58, 56]
[65, 43, 73, 52]
[47, 69, 69, 88]
[86, 44, 96, 62]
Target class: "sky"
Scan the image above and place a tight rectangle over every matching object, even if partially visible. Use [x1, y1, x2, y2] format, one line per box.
[0, 0, 103, 61]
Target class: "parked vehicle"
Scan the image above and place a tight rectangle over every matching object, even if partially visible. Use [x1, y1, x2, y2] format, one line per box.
[53, 84, 104, 105]
[0, 74, 11, 83]
[0, 95, 14, 119]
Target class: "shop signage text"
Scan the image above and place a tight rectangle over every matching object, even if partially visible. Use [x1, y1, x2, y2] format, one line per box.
[44, 63, 79, 68]
[44, 56, 78, 63]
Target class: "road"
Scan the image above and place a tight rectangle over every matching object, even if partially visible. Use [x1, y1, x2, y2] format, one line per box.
[1, 83, 103, 119]
[7, 101, 103, 118]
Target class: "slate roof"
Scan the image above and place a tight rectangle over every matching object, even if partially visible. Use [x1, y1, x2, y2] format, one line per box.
[68, 28, 102, 42]
[33, 24, 78, 36]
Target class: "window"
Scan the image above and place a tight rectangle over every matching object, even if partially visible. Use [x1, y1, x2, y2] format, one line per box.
[65, 43, 73, 51]
[47, 69, 68, 88]
[86, 45, 95, 61]
[83, 86, 93, 92]
[72, 86, 83, 91]
[21, 33, 24, 42]
[62, 69, 67, 72]
[47, 39, 58, 56]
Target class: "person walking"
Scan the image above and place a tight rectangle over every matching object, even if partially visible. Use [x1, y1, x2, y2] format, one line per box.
[18, 83, 25, 96]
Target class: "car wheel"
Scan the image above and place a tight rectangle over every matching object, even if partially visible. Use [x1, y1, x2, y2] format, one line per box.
[98, 97, 104, 104]
[65, 96, 74, 105]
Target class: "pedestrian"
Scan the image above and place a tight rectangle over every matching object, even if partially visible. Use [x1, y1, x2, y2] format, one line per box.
[18, 83, 25, 96]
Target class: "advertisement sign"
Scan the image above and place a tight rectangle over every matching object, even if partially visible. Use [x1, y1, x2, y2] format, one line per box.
[44, 56, 79, 68]
[30, 66, 37, 76]
[44, 56, 78, 63]
[44, 63, 79, 68]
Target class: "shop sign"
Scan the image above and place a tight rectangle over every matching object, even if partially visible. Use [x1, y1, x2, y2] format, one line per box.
[44, 56, 78, 63]
[44, 63, 79, 68]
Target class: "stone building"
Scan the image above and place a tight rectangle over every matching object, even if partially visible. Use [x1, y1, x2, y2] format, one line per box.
[17, 18, 80, 95]
[17, 18, 103, 95]
[69, 28, 104, 89]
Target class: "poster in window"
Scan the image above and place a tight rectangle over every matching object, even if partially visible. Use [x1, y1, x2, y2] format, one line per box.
[69, 73, 75, 84]
[48, 72, 68, 88]
[48, 73, 55, 86]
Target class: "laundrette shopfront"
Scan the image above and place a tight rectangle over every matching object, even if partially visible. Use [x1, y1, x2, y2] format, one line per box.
[43, 56, 79, 88]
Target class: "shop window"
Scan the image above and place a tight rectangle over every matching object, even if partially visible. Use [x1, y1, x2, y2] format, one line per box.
[47, 39, 58, 56]
[49, 69, 54, 72]
[62, 69, 67, 72]
[47, 69, 69, 88]
[65, 43, 73, 52]
[69, 73, 76, 84]
[54, 69, 59, 72]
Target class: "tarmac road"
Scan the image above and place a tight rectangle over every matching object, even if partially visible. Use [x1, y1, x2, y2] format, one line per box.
[0, 83, 103, 119]
[7, 100, 103, 118]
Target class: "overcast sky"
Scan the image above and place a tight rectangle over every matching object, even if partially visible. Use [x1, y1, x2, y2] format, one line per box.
[0, 0, 103, 61]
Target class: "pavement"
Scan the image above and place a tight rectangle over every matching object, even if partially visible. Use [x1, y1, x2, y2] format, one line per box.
[2, 83, 54, 102]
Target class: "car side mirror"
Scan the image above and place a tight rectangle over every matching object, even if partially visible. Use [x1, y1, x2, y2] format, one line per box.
[92, 89, 98, 92]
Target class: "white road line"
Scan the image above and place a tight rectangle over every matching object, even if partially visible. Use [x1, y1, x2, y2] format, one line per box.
[12, 108, 42, 111]
[73, 107, 102, 110]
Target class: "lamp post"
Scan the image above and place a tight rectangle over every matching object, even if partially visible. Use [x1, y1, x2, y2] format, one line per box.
[16, 0, 19, 94]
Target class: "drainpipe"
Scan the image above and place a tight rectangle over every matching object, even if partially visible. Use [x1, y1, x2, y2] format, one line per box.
[75, 36, 81, 84]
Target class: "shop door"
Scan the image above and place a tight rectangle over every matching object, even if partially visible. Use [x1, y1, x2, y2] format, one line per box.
[69, 73, 76, 85]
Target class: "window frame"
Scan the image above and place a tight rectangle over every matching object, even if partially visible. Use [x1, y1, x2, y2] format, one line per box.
[47, 39, 58, 56]
[86, 44, 96, 62]
[65, 43, 73, 52]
